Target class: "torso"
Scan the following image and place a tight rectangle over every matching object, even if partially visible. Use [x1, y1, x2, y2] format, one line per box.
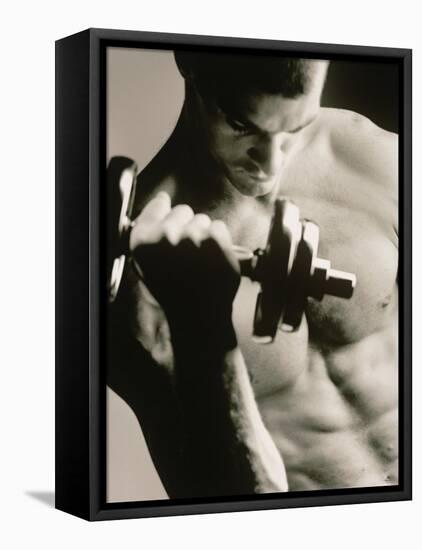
[133, 108, 399, 491]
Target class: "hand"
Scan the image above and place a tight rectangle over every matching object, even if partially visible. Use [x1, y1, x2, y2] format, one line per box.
[129, 192, 241, 343]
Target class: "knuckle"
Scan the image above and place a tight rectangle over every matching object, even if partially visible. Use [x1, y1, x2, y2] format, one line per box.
[193, 213, 211, 226]
[129, 221, 154, 248]
[161, 223, 179, 244]
[210, 219, 227, 231]
[173, 203, 194, 218]
[183, 225, 205, 246]
[209, 219, 229, 240]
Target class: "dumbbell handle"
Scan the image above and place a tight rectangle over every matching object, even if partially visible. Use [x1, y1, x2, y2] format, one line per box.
[109, 155, 356, 302]
[232, 245, 262, 279]
[309, 258, 356, 300]
[232, 245, 356, 301]
[324, 269, 356, 298]
[114, 227, 355, 305]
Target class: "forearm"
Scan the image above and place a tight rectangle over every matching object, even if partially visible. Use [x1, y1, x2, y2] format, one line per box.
[107, 314, 188, 495]
[108, 286, 287, 498]
[170, 323, 288, 498]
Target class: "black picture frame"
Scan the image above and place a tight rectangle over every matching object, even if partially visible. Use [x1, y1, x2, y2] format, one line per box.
[55, 28, 412, 521]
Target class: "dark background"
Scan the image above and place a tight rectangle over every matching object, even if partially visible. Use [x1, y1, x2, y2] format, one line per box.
[322, 60, 399, 132]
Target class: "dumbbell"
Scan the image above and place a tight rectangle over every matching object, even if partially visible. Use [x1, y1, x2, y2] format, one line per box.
[107, 156, 357, 343]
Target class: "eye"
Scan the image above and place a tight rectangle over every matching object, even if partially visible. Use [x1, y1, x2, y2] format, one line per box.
[226, 116, 251, 136]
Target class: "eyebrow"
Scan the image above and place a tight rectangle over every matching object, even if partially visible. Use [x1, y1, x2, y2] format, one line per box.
[227, 111, 318, 135]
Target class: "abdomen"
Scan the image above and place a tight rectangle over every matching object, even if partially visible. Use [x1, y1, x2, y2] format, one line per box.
[255, 330, 399, 491]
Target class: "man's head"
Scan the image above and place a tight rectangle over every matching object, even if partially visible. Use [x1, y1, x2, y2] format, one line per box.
[175, 51, 329, 197]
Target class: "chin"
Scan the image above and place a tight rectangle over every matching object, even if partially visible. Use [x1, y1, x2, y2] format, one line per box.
[231, 173, 278, 198]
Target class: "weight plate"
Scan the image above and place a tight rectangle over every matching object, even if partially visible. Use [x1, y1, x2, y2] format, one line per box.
[252, 199, 301, 343]
[281, 220, 319, 332]
[107, 156, 138, 302]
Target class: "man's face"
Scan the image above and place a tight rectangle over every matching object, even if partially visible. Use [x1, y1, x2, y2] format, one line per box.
[194, 63, 327, 197]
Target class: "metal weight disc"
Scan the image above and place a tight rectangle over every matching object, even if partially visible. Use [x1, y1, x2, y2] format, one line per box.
[281, 220, 319, 332]
[107, 156, 138, 302]
[252, 199, 301, 343]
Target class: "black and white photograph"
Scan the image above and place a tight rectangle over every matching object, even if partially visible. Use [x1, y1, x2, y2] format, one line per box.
[2, 0, 420, 545]
[105, 43, 407, 506]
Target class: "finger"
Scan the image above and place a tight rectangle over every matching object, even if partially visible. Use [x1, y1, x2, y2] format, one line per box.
[207, 220, 239, 272]
[162, 204, 195, 244]
[130, 192, 171, 247]
[181, 214, 212, 245]
[135, 191, 172, 225]
[208, 219, 233, 250]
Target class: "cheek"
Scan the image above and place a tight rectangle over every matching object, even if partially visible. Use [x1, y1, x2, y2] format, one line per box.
[209, 131, 245, 164]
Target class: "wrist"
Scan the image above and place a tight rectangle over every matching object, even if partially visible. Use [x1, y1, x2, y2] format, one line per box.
[168, 307, 238, 355]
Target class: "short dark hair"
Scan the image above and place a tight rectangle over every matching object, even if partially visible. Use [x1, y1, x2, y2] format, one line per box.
[174, 51, 324, 112]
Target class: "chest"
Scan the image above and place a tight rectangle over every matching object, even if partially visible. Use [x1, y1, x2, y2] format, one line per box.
[226, 181, 396, 335]
[224, 184, 397, 396]
[288, 187, 398, 345]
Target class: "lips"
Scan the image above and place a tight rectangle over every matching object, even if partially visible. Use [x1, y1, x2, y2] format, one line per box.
[245, 171, 274, 184]
[248, 173, 270, 182]
[237, 167, 271, 182]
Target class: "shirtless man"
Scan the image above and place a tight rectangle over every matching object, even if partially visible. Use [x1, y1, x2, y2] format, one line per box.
[108, 53, 398, 498]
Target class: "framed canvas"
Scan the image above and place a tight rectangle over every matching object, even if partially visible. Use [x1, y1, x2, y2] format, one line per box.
[55, 28, 412, 521]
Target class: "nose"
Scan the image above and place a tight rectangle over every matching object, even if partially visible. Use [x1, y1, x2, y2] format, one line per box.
[247, 134, 284, 177]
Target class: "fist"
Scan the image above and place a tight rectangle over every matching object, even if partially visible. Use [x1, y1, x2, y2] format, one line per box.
[129, 192, 241, 335]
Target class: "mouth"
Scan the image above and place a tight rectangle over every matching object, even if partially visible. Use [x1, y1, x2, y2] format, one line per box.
[236, 168, 272, 183]
[248, 173, 272, 183]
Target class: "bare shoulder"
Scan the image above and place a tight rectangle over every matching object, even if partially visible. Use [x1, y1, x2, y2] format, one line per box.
[320, 108, 398, 236]
[132, 151, 179, 218]
[321, 107, 398, 191]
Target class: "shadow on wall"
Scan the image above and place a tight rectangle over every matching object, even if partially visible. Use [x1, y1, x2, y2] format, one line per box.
[25, 491, 55, 508]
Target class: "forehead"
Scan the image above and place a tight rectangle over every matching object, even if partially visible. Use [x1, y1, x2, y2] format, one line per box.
[215, 61, 327, 132]
[227, 91, 321, 134]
